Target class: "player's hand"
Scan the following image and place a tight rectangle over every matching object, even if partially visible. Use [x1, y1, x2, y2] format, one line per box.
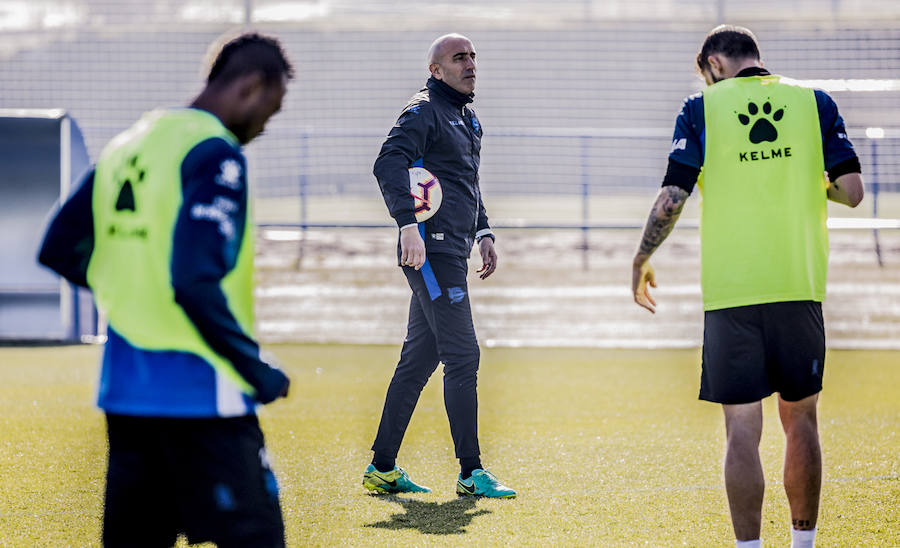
[257, 351, 290, 403]
[256, 367, 290, 404]
[399, 225, 426, 270]
[278, 376, 290, 398]
[477, 237, 497, 280]
[632, 260, 657, 313]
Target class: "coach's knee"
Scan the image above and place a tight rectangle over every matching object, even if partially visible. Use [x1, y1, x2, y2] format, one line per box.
[439, 337, 479, 366]
[388, 361, 439, 395]
[441, 346, 479, 382]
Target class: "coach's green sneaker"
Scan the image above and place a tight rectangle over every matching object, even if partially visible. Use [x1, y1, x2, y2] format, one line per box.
[363, 464, 431, 494]
[456, 469, 516, 498]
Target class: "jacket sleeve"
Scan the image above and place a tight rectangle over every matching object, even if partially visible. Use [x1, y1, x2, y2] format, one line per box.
[37, 169, 96, 288]
[373, 103, 434, 227]
[171, 139, 288, 404]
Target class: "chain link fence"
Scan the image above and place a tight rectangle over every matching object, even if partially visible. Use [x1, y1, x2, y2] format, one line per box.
[1, 0, 899, 216]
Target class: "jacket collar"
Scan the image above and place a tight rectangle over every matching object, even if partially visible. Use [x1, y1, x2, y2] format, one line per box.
[427, 76, 474, 107]
[735, 66, 771, 78]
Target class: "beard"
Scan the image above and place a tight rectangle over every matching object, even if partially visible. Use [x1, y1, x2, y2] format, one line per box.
[703, 69, 724, 86]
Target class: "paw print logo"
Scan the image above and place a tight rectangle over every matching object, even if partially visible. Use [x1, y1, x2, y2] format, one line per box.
[737, 101, 785, 144]
[114, 155, 146, 212]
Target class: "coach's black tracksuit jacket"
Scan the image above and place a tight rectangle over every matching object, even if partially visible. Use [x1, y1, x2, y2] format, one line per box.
[374, 76, 492, 257]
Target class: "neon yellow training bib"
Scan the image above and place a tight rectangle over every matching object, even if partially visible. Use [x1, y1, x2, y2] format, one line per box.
[87, 108, 257, 396]
[698, 74, 829, 311]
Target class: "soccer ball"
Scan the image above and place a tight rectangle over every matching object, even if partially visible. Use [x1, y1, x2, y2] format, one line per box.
[408, 167, 442, 222]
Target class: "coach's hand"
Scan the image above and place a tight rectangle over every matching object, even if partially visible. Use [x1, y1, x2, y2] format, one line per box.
[632, 259, 657, 313]
[400, 225, 426, 270]
[477, 237, 497, 280]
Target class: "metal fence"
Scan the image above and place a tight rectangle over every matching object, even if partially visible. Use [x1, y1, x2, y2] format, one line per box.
[262, 128, 900, 199]
[1, 0, 899, 218]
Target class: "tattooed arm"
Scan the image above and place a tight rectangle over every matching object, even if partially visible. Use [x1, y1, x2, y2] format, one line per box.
[634, 186, 690, 264]
[632, 185, 690, 313]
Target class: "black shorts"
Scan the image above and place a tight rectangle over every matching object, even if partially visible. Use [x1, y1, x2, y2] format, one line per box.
[103, 414, 285, 548]
[700, 300, 825, 404]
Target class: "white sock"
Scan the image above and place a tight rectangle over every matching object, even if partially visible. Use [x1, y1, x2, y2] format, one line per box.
[790, 527, 816, 548]
[736, 540, 761, 548]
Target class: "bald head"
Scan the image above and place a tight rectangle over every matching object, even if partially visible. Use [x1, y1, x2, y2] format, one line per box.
[427, 34, 477, 95]
[427, 33, 472, 65]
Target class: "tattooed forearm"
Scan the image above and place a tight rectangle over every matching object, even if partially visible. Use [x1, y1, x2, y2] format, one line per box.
[634, 186, 689, 264]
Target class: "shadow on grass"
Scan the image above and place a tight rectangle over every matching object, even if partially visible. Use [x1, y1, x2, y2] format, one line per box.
[364, 495, 491, 535]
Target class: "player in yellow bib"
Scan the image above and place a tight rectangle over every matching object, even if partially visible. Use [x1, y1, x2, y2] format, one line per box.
[39, 33, 293, 547]
[631, 26, 863, 548]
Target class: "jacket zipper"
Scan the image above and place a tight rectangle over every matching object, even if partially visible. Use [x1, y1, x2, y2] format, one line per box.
[462, 105, 479, 237]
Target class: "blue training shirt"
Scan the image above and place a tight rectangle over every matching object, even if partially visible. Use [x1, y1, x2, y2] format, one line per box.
[666, 67, 859, 192]
[38, 130, 282, 417]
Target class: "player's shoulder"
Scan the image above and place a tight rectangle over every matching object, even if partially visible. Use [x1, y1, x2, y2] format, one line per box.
[811, 88, 839, 114]
[775, 76, 838, 112]
[673, 91, 705, 134]
[181, 137, 246, 191]
[679, 91, 704, 115]
[184, 137, 244, 168]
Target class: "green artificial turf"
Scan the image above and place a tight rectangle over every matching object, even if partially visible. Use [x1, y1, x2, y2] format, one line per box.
[0, 345, 897, 546]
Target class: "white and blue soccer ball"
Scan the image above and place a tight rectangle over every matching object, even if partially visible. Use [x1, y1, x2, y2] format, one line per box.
[408, 167, 442, 222]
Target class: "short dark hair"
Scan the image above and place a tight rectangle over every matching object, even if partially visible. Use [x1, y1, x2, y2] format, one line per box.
[696, 25, 760, 73]
[206, 32, 294, 85]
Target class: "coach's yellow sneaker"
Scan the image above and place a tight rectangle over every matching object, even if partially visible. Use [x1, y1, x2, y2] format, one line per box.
[456, 469, 516, 498]
[363, 464, 431, 493]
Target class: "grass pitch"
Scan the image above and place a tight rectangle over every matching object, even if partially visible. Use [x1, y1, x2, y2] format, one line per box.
[0, 345, 898, 546]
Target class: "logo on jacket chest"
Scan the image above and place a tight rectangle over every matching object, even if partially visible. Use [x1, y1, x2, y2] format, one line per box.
[448, 117, 481, 132]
